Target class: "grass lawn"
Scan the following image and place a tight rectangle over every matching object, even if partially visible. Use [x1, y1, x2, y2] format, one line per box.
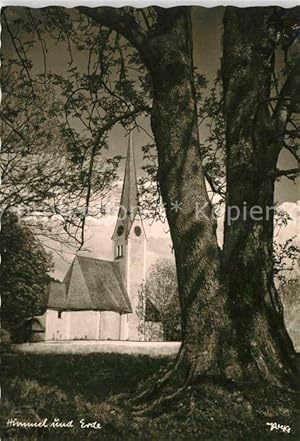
[0, 352, 299, 440]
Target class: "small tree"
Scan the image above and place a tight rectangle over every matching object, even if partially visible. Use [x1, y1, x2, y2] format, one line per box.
[279, 278, 300, 318]
[138, 260, 181, 341]
[278, 278, 300, 350]
[0, 212, 53, 342]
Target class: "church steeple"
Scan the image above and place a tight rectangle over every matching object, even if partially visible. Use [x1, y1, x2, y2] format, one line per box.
[112, 131, 147, 341]
[117, 130, 139, 236]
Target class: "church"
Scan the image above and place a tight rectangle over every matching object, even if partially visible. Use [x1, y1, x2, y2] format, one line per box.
[32, 133, 151, 341]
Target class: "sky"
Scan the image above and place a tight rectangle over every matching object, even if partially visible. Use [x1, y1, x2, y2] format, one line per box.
[2, 6, 299, 280]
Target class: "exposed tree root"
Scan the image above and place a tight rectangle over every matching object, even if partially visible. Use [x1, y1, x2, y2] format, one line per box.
[130, 344, 186, 406]
[132, 362, 196, 416]
[129, 346, 299, 419]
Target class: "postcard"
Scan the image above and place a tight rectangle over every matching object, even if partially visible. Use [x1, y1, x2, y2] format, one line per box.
[0, 2, 299, 440]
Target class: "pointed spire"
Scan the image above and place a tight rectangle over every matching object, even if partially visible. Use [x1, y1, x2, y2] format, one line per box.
[118, 130, 139, 235]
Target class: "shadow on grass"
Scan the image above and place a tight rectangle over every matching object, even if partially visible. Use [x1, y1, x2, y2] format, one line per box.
[1, 352, 170, 403]
[0, 352, 299, 440]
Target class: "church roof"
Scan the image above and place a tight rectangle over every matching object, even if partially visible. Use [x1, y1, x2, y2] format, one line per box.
[30, 316, 46, 332]
[48, 281, 67, 310]
[46, 256, 132, 313]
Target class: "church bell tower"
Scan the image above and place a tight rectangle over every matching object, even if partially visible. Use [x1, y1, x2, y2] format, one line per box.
[112, 131, 147, 340]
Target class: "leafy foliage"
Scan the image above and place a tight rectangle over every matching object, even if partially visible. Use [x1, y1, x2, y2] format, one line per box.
[0, 212, 53, 340]
[273, 237, 299, 287]
[273, 208, 299, 287]
[1, 8, 152, 248]
[280, 278, 300, 309]
[137, 260, 181, 341]
[199, 77, 226, 203]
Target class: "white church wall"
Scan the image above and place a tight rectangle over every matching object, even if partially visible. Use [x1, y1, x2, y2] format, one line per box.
[45, 309, 69, 341]
[100, 311, 121, 340]
[44, 310, 126, 341]
[68, 311, 99, 340]
[120, 313, 129, 340]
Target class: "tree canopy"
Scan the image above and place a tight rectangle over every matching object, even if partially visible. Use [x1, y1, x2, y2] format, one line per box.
[0, 212, 53, 341]
[138, 259, 181, 341]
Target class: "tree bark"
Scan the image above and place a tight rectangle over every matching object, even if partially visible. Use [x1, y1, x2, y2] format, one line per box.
[142, 8, 229, 378]
[221, 7, 298, 387]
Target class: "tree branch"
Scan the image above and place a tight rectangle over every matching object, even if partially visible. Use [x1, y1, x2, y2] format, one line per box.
[283, 141, 299, 162]
[203, 170, 226, 199]
[276, 167, 300, 180]
[78, 104, 150, 248]
[78, 7, 147, 51]
[273, 37, 300, 126]
[2, 10, 38, 104]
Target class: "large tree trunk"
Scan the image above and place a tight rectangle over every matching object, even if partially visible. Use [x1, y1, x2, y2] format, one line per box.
[221, 7, 297, 387]
[141, 8, 229, 381]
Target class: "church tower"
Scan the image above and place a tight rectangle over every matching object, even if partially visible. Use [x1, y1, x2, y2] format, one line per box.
[112, 132, 147, 340]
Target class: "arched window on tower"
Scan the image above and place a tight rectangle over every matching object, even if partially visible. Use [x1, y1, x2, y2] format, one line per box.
[116, 244, 124, 258]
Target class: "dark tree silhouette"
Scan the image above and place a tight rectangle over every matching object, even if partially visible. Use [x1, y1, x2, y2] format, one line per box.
[0, 212, 53, 341]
